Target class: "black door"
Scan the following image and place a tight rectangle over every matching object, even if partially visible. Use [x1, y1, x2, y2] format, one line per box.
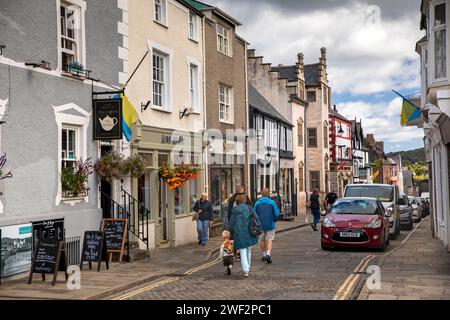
[100, 145, 113, 218]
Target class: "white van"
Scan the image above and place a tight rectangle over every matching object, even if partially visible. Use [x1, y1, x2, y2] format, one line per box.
[344, 184, 401, 240]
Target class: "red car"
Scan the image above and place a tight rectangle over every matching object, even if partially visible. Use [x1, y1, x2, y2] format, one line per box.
[321, 197, 390, 251]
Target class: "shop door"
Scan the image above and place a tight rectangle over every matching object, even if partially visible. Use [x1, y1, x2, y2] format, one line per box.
[158, 179, 169, 242]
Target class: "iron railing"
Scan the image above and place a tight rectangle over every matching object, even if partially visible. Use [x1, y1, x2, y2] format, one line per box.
[65, 236, 81, 266]
[121, 186, 150, 250]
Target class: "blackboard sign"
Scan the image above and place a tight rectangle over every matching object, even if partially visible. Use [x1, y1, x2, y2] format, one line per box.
[80, 231, 109, 271]
[28, 239, 68, 286]
[101, 218, 128, 263]
[32, 218, 64, 248]
[93, 99, 123, 140]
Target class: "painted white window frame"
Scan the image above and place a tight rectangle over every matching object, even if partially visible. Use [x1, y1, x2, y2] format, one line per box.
[186, 57, 202, 113]
[154, 0, 168, 26]
[216, 23, 231, 57]
[61, 125, 79, 168]
[148, 41, 173, 112]
[286, 127, 293, 152]
[53, 103, 90, 206]
[431, 0, 448, 83]
[56, 0, 86, 72]
[219, 84, 234, 124]
[188, 12, 198, 41]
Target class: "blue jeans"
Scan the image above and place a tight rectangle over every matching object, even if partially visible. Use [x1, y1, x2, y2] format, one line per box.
[197, 220, 209, 245]
[311, 208, 320, 225]
[239, 246, 252, 273]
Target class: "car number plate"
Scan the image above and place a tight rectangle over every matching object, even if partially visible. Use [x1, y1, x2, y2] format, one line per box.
[340, 232, 360, 238]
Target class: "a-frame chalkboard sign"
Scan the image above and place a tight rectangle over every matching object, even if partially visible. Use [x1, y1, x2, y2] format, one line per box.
[28, 238, 68, 286]
[80, 231, 109, 272]
[101, 218, 128, 263]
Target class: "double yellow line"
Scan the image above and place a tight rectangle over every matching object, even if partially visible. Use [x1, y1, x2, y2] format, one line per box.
[112, 256, 221, 300]
[333, 255, 375, 300]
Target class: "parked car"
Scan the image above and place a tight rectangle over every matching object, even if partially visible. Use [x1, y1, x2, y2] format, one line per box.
[344, 184, 400, 240]
[419, 198, 430, 217]
[408, 196, 422, 222]
[398, 194, 414, 230]
[321, 197, 390, 251]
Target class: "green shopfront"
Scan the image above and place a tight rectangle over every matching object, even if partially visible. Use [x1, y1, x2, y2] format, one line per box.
[131, 124, 205, 248]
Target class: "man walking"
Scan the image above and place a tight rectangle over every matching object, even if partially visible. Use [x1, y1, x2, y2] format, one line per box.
[254, 188, 279, 264]
[324, 189, 338, 213]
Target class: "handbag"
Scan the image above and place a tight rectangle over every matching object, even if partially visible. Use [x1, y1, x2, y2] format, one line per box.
[192, 211, 199, 221]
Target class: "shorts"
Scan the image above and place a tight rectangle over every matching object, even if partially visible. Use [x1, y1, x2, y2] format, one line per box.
[259, 230, 276, 241]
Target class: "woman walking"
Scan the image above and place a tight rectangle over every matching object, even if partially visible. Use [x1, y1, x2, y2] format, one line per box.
[309, 188, 321, 231]
[229, 193, 258, 277]
[193, 193, 213, 246]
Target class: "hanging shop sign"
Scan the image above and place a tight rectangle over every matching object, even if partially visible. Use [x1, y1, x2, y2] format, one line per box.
[93, 99, 123, 140]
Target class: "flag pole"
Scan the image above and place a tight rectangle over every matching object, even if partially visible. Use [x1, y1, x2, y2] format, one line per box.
[392, 90, 420, 109]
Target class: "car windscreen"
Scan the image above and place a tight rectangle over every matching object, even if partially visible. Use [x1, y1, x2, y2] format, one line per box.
[330, 199, 379, 215]
[344, 186, 394, 202]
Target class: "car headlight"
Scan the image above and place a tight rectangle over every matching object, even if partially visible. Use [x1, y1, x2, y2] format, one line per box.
[367, 220, 382, 229]
[323, 218, 336, 228]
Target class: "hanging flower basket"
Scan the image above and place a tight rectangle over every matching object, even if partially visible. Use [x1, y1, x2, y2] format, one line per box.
[158, 163, 199, 190]
[61, 158, 93, 198]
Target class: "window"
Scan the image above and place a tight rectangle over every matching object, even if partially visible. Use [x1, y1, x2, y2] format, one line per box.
[264, 119, 278, 148]
[219, 84, 233, 123]
[287, 128, 293, 152]
[280, 126, 287, 150]
[152, 50, 171, 110]
[299, 85, 305, 100]
[307, 91, 316, 102]
[434, 2, 447, 79]
[310, 171, 320, 191]
[189, 64, 199, 111]
[60, 2, 81, 71]
[174, 187, 184, 215]
[323, 87, 328, 105]
[154, 0, 167, 25]
[62, 127, 78, 169]
[307, 128, 317, 148]
[189, 179, 198, 211]
[298, 163, 304, 192]
[323, 124, 328, 148]
[297, 119, 303, 146]
[217, 24, 230, 55]
[188, 12, 198, 41]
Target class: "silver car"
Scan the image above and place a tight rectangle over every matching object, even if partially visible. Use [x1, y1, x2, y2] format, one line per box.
[408, 196, 422, 222]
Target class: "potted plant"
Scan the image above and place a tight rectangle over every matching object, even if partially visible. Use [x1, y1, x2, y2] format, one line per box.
[122, 154, 146, 178]
[94, 151, 125, 182]
[67, 61, 90, 78]
[61, 158, 93, 198]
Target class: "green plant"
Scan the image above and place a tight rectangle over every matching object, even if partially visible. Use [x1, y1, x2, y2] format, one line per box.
[61, 158, 93, 196]
[122, 154, 146, 178]
[94, 151, 125, 182]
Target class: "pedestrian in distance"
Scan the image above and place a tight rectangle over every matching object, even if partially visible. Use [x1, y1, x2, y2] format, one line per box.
[222, 193, 233, 230]
[227, 185, 251, 261]
[193, 193, 213, 246]
[309, 188, 321, 231]
[229, 193, 258, 277]
[324, 189, 338, 213]
[220, 230, 234, 275]
[254, 188, 279, 264]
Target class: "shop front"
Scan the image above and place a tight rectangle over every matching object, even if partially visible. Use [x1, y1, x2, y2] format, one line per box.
[208, 139, 246, 221]
[131, 124, 205, 248]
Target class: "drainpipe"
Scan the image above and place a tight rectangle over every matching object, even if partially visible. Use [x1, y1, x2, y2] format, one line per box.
[244, 42, 250, 199]
[304, 102, 308, 203]
[201, 17, 209, 194]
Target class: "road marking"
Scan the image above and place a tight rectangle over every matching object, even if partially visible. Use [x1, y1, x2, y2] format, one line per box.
[113, 277, 180, 300]
[112, 256, 222, 300]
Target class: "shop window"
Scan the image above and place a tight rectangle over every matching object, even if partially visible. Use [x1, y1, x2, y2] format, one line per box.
[174, 187, 184, 215]
[189, 179, 198, 212]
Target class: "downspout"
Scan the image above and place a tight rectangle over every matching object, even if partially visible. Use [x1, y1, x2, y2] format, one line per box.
[244, 42, 251, 199]
[304, 102, 308, 199]
[202, 16, 209, 194]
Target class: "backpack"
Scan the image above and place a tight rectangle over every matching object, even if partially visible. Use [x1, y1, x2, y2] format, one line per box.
[248, 205, 262, 236]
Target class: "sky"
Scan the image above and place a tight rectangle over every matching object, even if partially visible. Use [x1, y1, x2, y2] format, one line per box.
[205, 0, 425, 153]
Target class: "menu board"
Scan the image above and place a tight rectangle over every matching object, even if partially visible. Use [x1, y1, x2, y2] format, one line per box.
[101, 219, 128, 263]
[80, 231, 109, 271]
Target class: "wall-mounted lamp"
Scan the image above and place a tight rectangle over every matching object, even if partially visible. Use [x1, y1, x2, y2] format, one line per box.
[141, 100, 151, 112]
[179, 107, 193, 119]
[25, 60, 51, 70]
[0, 45, 5, 56]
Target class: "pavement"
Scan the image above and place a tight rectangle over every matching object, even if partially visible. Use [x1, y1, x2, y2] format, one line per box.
[357, 217, 450, 300]
[0, 216, 307, 300]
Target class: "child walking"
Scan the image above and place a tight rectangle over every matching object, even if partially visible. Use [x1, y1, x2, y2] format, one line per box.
[220, 230, 234, 275]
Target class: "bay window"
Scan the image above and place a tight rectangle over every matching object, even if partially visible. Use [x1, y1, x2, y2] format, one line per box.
[433, 2, 447, 80]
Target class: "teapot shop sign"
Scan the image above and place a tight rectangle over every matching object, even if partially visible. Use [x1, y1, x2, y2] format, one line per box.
[93, 99, 123, 140]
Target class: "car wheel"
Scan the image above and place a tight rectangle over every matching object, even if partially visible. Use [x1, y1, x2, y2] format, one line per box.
[321, 242, 332, 251]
